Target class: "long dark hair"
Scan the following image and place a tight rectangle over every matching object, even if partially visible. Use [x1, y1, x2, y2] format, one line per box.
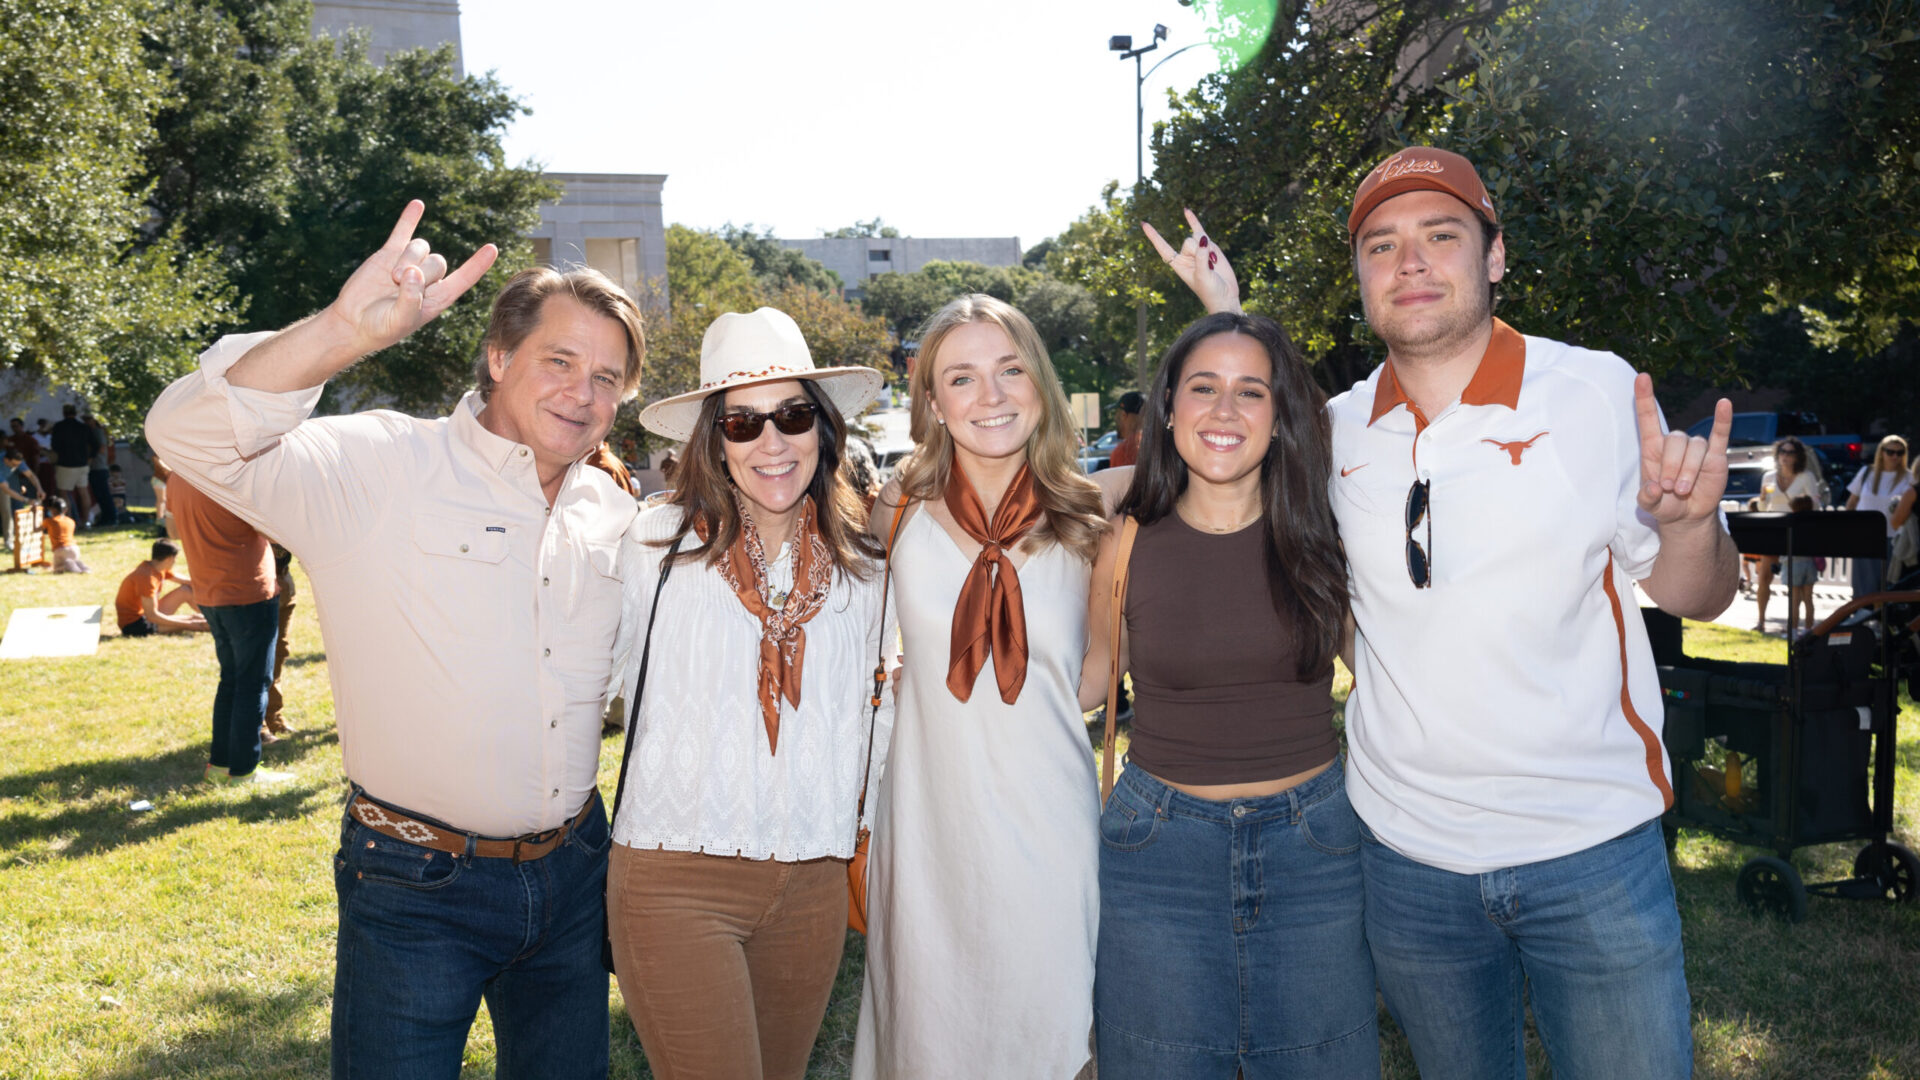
[656, 379, 880, 578]
[1118, 312, 1349, 680]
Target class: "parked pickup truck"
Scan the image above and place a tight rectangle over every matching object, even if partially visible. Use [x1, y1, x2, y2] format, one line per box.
[1685, 411, 1866, 474]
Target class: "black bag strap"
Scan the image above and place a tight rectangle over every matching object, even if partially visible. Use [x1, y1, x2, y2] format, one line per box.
[854, 500, 911, 832]
[607, 535, 684, 836]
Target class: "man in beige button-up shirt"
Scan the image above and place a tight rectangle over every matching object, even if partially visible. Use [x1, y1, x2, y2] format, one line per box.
[147, 202, 644, 1079]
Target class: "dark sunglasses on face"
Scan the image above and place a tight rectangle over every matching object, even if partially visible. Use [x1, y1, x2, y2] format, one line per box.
[1885, 447, 1907, 458]
[1405, 479, 1432, 589]
[715, 403, 818, 443]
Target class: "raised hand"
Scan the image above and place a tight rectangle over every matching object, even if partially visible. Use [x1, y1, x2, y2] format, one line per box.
[1635, 374, 1731, 526]
[1141, 208, 1242, 316]
[328, 200, 499, 356]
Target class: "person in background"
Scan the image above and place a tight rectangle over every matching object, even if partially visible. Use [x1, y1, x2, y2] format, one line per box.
[168, 475, 290, 786]
[42, 495, 89, 573]
[1784, 493, 1819, 635]
[262, 542, 299, 745]
[1106, 390, 1144, 468]
[107, 464, 129, 523]
[1751, 436, 1823, 631]
[2, 447, 42, 551]
[50, 404, 98, 527]
[114, 539, 208, 636]
[8, 417, 40, 478]
[584, 439, 638, 496]
[33, 418, 57, 501]
[148, 451, 173, 536]
[85, 415, 115, 526]
[1844, 434, 1912, 598]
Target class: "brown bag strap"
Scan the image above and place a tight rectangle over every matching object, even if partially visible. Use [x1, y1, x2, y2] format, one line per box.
[856, 499, 912, 826]
[1100, 515, 1140, 806]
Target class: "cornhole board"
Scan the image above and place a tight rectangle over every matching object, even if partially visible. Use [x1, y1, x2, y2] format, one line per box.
[11, 505, 47, 571]
[0, 606, 103, 659]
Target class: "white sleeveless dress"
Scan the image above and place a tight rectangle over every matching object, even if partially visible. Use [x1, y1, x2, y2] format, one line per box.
[853, 511, 1100, 1078]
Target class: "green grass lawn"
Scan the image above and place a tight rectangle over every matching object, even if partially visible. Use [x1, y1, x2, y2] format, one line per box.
[2, 526, 1915, 1078]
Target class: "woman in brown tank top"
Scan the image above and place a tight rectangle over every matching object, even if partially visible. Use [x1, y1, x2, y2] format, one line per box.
[1083, 312, 1380, 1078]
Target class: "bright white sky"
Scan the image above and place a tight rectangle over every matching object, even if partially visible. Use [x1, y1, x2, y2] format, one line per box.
[460, 0, 1229, 252]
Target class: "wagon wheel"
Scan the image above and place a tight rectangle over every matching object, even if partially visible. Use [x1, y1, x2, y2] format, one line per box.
[1736, 856, 1808, 922]
[1852, 842, 1920, 903]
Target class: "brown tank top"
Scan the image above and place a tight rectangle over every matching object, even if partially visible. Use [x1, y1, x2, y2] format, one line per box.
[1124, 513, 1338, 784]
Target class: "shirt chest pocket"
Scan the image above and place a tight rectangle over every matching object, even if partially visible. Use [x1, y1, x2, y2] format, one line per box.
[410, 514, 515, 639]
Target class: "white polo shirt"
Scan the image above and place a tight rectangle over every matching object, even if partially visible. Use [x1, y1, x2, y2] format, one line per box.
[1331, 318, 1671, 875]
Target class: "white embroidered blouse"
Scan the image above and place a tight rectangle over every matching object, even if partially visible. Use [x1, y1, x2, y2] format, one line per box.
[608, 503, 896, 860]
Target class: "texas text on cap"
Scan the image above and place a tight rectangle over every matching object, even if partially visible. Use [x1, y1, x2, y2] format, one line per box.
[1347, 146, 1499, 241]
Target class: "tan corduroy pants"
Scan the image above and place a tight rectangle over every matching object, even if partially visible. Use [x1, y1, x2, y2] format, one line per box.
[608, 844, 847, 1080]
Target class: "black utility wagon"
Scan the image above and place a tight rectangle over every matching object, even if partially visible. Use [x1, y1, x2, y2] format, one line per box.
[1647, 511, 1920, 922]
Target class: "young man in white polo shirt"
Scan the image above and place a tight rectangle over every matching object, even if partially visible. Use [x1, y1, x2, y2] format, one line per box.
[1152, 148, 1739, 1078]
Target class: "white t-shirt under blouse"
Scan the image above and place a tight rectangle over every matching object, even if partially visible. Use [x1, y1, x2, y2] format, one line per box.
[609, 503, 895, 861]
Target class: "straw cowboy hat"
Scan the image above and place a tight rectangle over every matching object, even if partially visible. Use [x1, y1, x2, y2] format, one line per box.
[638, 307, 886, 442]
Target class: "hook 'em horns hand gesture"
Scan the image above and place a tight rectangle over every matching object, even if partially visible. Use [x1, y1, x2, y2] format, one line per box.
[1635, 375, 1732, 527]
[327, 199, 499, 358]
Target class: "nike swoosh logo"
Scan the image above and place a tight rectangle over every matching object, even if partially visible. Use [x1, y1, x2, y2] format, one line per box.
[1340, 464, 1369, 477]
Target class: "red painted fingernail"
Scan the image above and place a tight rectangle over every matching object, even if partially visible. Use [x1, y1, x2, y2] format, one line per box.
[1198, 236, 1209, 249]
[1208, 251, 1218, 270]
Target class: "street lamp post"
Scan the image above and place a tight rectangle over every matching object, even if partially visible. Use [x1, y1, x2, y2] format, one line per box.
[1111, 26, 1205, 387]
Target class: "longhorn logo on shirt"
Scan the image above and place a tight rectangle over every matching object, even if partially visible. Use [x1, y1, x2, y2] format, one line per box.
[1482, 431, 1549, 465]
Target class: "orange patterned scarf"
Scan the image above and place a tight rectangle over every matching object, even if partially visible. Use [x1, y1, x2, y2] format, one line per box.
[702, 497, 833, 753]
[944, 460, 1044, 704]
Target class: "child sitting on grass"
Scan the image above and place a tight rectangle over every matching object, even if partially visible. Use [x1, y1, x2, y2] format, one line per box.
[41, 496, 89, 573]
[114, 539, 207, 636]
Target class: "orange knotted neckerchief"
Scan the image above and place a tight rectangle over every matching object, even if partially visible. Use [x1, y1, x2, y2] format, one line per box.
[944, 460, 1045, 704]
[697, 498, 833, 754]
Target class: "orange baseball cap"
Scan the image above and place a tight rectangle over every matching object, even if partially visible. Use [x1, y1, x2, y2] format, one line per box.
[1348, 146, 1499, 241]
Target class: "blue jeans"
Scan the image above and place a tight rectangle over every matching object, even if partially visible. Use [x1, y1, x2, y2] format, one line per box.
[1361, 817, 1691, 1080]
[1095, 760, 1380, 1079]
[200, 595, 279, 777]
[331, 793, 611, 1079]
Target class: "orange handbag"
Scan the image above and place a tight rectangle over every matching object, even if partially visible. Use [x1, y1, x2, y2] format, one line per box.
[849, 499, 909, 934]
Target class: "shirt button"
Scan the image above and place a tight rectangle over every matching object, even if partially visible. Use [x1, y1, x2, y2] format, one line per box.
[542, 577, 549, 586]
[543, 648, 551, 657]
[519, 448, 529, 457]
[459, 543, 469, 553]
[550, 719, 557, 729]
[551, 788, 559, 797]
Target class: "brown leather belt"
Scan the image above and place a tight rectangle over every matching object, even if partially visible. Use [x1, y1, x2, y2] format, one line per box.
[348, 792, 594, 863]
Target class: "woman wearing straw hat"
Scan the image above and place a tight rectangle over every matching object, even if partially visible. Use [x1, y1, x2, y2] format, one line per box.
[852, 294, 1130, 1079]
[606, 307, 892, 1080]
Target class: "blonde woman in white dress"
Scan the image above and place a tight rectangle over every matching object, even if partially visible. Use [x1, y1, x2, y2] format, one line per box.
[853, 294, 1128, 1078]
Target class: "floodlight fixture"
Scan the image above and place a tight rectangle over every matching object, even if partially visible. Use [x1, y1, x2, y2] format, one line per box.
[1154, 23, 1168, 41]
[1109, 35, 1132, 51]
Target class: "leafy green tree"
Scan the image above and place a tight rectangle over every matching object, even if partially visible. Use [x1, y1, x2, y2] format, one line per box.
[0, 0, 234, 432]
[717, 224, 842, 294]
[139, 1, 555, 415]
[858, 260, 1038, 342]
[825, 218, 903, 239]
[1112, 0, 1920, 390]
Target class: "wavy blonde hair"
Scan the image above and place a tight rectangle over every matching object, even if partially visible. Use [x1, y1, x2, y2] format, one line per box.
[895, 294, 1105, 562]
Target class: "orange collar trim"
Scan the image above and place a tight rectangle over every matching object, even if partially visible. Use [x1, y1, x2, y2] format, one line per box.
[1368, 318, 1528, 427]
